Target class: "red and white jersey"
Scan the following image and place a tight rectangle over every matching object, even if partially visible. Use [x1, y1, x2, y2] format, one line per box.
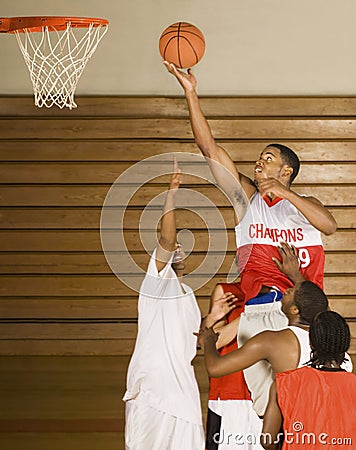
[235, 192, 325, 300]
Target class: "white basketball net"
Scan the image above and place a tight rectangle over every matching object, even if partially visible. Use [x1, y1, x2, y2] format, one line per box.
[15, 22, 108, 109]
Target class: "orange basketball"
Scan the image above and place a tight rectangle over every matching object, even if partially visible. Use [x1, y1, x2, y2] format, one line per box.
[159, 22, 205, 69]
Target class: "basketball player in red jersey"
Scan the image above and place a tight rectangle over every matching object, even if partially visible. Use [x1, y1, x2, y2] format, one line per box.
[202, 283, 262, 450]
[262, 311, 356, 449]
[164, 62, 337, 417]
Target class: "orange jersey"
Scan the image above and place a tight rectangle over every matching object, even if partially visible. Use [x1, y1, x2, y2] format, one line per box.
[276, 366, 356, 449]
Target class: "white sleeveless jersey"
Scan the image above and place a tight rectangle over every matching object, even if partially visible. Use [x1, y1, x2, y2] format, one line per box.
[288, 326, 311, 367]
[235, 192, 325, 300]
[288, 326, 353, 372]
[123, 249, 203, 425]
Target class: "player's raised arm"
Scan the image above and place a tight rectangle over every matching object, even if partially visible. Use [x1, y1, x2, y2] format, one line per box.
[155, 158, 181, 272]
[163, 62, 256, 204]
[201, 284, 240, 349]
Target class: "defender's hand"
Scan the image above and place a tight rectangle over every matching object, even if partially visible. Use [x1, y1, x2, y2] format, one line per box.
[208, 292, 237, 325]
[195, 327, 219, 349]
[273, 242, 304, 283]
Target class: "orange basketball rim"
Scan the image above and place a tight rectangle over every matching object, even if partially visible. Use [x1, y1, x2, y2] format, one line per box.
[0, 16, 109, 109]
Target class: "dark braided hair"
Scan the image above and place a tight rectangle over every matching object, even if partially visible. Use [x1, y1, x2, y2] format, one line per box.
[266, 143, 300, 184]
[293, 280, 329, 325]
[309, 310, 351, 367]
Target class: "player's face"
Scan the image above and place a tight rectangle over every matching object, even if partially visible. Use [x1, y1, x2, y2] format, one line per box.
[172, 245, 186, 273]
[254, 147, 285, 185]
[281, 285, 296, 315]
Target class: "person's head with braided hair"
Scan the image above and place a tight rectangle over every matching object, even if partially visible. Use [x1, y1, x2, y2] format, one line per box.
[309, 310, 351, 368]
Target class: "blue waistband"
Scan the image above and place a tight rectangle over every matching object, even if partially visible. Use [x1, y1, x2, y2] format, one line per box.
[245, 289, 283, 305]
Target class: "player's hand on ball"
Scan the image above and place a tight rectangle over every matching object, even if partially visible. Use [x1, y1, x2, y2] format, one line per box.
[163, 61, 197, 93]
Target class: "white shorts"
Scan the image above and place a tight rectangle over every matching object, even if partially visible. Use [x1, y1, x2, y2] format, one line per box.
[238, 301, 288, 416]
[125, 399, 205, 450]
[208, 399, 263, 449]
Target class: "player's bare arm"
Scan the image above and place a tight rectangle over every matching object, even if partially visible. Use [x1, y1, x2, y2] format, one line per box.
[201, 291, 237, 329]
[199, 326, 300, 377]
[201, 293, 240, 349]
[155, 158, 181, 272]
[258, 177, 337, 235]
[214, 316, 241, 350]
[197, 327, 271, 377]
[201, 284, 227, 330]
[163, 61, 256, 203]
[261, 382, 282, 450]
[200, 284, 241, 350]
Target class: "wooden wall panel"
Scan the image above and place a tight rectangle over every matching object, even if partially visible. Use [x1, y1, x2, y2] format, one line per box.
[0, 337, 355, 357]
[0, 339, 355, 357]
[0, 275, 353, 297]
[0, 208, 355, 230]
[0, 96, 355, 356]
[1, 230, 355, 252]
[0, 252, 354, 274]
[0, 140, 355, 162]
[1, 96, 356, 117]
[1, 185, 355, 207]
[0, 296, 354, 320]
[1, 118, 356, 140]
[0, 162, 354, 184]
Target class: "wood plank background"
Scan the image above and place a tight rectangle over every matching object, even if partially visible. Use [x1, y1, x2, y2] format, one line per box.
[0, 96, 355, 357]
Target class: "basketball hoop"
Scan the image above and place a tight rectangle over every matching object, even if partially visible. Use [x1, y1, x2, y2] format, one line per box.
[0, 16, 109, 109]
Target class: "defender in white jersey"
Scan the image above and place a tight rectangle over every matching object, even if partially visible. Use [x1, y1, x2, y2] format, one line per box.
[164, 63, 337, 416]
[123, 160, 216, 450]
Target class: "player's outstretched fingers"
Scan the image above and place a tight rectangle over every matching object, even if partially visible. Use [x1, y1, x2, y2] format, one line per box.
[221, 292, 237, 307]
[279, 242, 295, 257]
[272, 256, 283, 272]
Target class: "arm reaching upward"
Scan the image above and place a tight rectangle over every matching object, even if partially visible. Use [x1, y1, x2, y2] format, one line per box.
[201, 284, 241, 350]
[164, 62, 256, 222]
[155, 158, 181, 272]
[201, 284, 236, 329]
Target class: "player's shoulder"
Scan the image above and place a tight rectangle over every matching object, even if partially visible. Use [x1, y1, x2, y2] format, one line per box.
[262, 328, 293, 343]
[253, 329, 289, 344]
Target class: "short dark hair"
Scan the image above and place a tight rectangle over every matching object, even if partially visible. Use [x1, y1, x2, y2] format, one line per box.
[309, 310, 351, 367]
[293, 280, 328, 325]
[266, 143, 300, 184]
